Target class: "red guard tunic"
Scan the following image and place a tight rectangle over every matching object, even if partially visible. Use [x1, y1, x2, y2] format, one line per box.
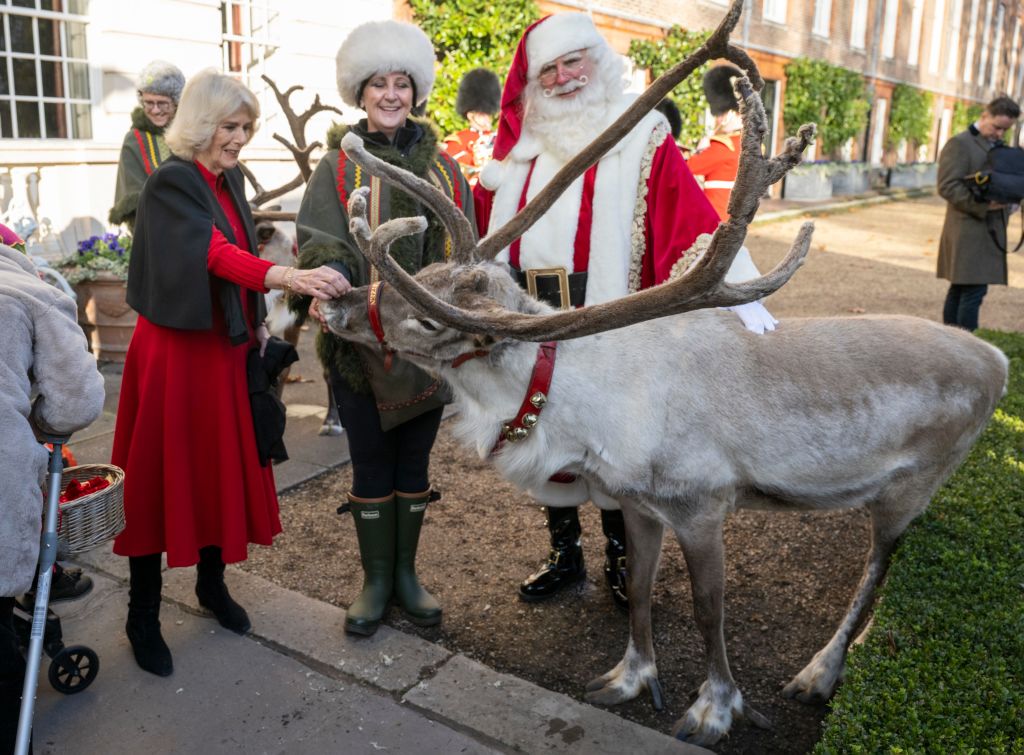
[686, 132, 741, 221]
[112, 161, 280, 567]
[443, 127, 496, 186]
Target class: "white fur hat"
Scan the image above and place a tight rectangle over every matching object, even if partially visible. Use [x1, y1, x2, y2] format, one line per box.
[525, 13, 606, 79]
[335, 20, 436, 108]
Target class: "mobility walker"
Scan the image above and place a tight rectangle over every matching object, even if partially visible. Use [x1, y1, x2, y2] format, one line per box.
[13, 437, 124, 755]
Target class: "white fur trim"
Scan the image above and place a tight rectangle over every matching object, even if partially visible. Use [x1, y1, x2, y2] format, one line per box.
[526, 13, 605, 78]
[479, 158, 506, 191]
[335, 20, 435, 107]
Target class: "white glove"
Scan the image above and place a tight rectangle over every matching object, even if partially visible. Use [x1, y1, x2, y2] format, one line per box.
[723, 300, 779, 334]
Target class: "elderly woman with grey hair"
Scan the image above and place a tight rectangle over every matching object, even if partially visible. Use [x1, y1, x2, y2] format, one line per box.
[110, 69, 347, 677]
[109, 60, 186, 229]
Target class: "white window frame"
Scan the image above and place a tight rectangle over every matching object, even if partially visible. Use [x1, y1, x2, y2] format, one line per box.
[964, 0, 981, 83]
[907, 0, 924, 65]
[988, 4, 1004, 89]
[850, 0, 869, 50]
[1008, 19, 1022, 99]
[221, 0, 279, 95]
[881, 0, 899, 59]
[869, 98, 888, 166]
[0, 3, 91, 140]
[977, 0, 994, 84]
[944, 0, 962, 80]
[763, 0, 787, 24]
[812, 0, 831, 37]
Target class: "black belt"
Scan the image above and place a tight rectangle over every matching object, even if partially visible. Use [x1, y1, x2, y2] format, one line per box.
[512, 266, 587, 310]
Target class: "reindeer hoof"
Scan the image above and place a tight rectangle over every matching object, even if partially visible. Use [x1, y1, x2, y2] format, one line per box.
[742, 703, 773, 730]
[318, 421, 344, 437]
[648, 678, 665, 711]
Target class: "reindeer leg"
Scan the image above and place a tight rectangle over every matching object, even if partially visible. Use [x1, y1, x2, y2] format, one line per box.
[585, 502, 664, 709]
[319, 367, 344, 437]
[672, 508, 768, 745]
[782, 495, 925, 703]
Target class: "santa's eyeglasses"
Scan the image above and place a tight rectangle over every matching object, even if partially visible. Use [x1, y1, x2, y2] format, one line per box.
[537, 50, 588, 87]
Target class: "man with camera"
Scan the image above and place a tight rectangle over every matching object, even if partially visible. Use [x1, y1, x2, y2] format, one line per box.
[936, 95, 1021, 331]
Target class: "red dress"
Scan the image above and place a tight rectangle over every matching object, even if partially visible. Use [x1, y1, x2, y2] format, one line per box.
[112, 161, 279, 567]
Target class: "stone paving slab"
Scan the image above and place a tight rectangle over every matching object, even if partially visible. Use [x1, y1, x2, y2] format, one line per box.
[30, 574, 496, 755]
[403, 654, 701, 755]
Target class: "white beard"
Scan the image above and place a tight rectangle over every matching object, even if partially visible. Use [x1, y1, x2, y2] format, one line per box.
[523, 78, 617, 162]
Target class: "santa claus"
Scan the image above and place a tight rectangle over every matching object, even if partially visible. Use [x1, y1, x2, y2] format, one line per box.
[475, 13, 776, 609]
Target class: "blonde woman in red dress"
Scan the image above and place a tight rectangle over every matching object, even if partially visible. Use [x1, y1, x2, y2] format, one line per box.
[111, 70, 348, 677]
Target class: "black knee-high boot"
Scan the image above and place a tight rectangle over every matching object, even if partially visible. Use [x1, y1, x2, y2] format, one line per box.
[600, 508, 629, 611]
[195, 546, 251, 634]
[519, 506, 586, 601]
[126, 553, 173, 676]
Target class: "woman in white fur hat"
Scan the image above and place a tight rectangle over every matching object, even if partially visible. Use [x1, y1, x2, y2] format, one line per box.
[294, 19, 476, 637]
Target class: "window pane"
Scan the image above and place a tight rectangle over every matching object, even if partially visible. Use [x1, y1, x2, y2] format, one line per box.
[12, 0, 38, 8]
[67, 0, 90, 14]
[0, 100, 11, 138]
[37, 17, 57, 55]
[13, 57, 36, 96]
[0, 59, 8, 95]
[64, 21, 86, 58]
[67, 60, 86, 98]
[43, 99, 64, 137]
[16, 99, 39, 137]
[0, 21, 6, 51]
[40, 58, 60, 96]
[70, 100, 88, 137]
[10, 15, 34, 53]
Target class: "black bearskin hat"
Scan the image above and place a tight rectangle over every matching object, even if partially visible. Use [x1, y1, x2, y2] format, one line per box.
[656, 98, 682, 140]
[456, 68, 502, 118]
[703, 64, 743, 116]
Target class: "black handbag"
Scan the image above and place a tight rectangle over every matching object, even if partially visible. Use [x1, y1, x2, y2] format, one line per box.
[964, 144, 1024, 254]
[247, 336, 299, 466]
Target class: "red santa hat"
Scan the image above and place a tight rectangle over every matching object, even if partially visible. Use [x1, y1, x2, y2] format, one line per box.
[491, 13, 606, 162]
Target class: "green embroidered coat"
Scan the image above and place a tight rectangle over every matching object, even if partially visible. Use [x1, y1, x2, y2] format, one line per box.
[293, 118, 476, 424]
[109, 107, 171, 229]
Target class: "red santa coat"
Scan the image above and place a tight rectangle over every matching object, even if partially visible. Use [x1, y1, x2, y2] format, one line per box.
[476, 104, 722, 306]
[686, 132, 741, 221]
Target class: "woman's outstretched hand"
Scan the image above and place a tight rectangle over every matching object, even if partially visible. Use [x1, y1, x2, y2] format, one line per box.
[266, 265, 350, 301]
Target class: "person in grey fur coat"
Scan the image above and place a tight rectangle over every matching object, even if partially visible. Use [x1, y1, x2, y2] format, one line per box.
[0, 243, 104, 753]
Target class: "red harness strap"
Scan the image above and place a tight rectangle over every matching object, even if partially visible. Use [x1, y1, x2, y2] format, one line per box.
[491, 341, 557, 454]
[367, 281, 394, 372]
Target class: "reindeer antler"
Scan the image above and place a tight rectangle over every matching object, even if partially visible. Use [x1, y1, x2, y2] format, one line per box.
[341, 0, 817, 342]
[248, 74, 345, 212]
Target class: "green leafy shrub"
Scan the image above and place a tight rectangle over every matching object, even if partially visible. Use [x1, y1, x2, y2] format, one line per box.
[628, 26, 712, 149]
[783, 58, 870, 156]
[888, 84, 933, 150]
[411, 0, 540, 137]
[817, 330, 1024, 752]
[952, 101, 985, 136]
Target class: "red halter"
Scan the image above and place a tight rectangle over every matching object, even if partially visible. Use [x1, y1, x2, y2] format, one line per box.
[367, 281, 395, 372]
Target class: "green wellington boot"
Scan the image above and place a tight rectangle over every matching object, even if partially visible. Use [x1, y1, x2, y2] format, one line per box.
[345, 493, 396, 636]
[393, 490, 442, 627]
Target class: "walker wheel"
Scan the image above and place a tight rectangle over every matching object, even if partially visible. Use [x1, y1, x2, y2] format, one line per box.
[48, 645, 99, 694]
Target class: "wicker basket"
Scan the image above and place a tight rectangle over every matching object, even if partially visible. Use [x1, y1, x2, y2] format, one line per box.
[52, 464, 126, 555]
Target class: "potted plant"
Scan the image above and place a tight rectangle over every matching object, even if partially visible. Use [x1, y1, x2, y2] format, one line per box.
[830, 162, 871, 196]
[54, 233, 136, 363]
[887, 161, 938, 189]
[783, 161, 835, 200]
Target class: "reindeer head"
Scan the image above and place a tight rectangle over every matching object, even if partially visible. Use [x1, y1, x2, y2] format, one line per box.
[321, 257, 550, 370]
[331, 0, 816, 345]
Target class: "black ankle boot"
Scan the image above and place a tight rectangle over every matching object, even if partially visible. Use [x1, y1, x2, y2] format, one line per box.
[195, 546, 251, 635]
[519, 507, 586, 602]
[126, 554, 173, 677]
[601, 509, 629, 612]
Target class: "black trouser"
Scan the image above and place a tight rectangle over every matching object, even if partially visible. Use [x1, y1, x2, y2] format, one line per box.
[1, 596, 27, 754]
[942, 283, 988, 332]
[331, 374, 444, 498]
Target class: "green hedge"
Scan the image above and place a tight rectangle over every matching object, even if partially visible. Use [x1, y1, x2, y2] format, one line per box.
[817, 330, 1024, 752]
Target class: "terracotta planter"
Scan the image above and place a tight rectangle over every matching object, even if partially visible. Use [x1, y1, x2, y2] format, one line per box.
[75, 273, 137, 363]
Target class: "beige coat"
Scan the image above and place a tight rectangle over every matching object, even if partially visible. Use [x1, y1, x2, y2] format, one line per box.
[0, 246, 105, 596]
[936, 128, 1010, 285]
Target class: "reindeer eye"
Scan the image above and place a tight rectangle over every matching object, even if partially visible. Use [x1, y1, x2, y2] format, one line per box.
[418, 319, 439, 332]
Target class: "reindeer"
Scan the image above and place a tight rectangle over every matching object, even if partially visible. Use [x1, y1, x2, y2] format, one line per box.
[316, 1, 1008, 745]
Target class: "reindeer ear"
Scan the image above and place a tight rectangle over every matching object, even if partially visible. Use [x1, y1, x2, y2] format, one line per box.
[454, 267, 491, 295]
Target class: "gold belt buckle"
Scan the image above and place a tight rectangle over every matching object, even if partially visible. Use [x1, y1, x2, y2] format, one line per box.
[525, 267, 571, 310]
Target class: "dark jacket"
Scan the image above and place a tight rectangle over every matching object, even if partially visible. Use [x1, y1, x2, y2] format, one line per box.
[936, 127, 1010, 285]
[127, 156, 265, 344]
